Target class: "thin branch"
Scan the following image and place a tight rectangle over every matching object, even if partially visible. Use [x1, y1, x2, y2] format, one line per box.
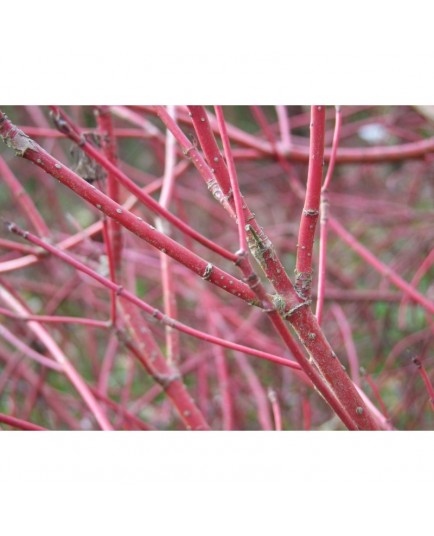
[268, 388, 283, 431]
[0, 412, 47, 431]
[413, 357, 434, 410]
[316, 106, 342, 324]
[215, 105, 248, 253]
[295, 105, 326, 300]
[156, 105, 181, 367]
[0, 155, 50, 237]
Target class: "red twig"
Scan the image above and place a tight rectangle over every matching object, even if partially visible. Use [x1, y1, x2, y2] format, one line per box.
[363, 374, 391, 421]
[21, 366, 47, 422]
[89, 385, 154, 431]
[0, 307, 109, 328]
[302, 395, 312, 431]
[275, 105, 292, 151]
[97, 333, 118, 398]
[413, 357, 434, 410]
[295, 106, 326, 300]
[0, 155, 49, 237]
[398, 247, 434, 328]
[157, 105, 180, 367]
[235, 353, 272, 430]
[331, 304, 361, 386]
[268, 388, 283, 431]
[0, 412, 47, 431]
[215, 105, 248, 253]
[96, 106, 123, 271]
[208, 313, 234, 431]
[95, 106, 122, 326]
[316, 106, 342, 324]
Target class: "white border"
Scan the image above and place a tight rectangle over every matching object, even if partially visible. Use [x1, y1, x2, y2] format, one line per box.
[2, 1, 434, 103]
[1, 432, 434, 534]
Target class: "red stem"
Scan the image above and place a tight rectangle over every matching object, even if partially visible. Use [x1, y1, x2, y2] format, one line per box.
[363, 374, 391, 421]
[215, 105, 248, 253]
[268, 388, 283, 431]
[0, 307, 109, 328]
[275, 105, 292, 149]
[398, 247, 434, 328]
[331, 304, 361, 386]
[0, 412, 47, 431]
[316, 106, 342, 324]
[100, 220, 119, 325]
[97, 333, 118, 398]
[295, 105, 326, 299]
[96, 106, 123, 272]
[0, 155, 49, 237]
[413, 358, 434, 410]
[235, 353, 272, 430]
[302, 395, 312, 431]
[89, 385, 154, 430]
[157, 105, 180, 367]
